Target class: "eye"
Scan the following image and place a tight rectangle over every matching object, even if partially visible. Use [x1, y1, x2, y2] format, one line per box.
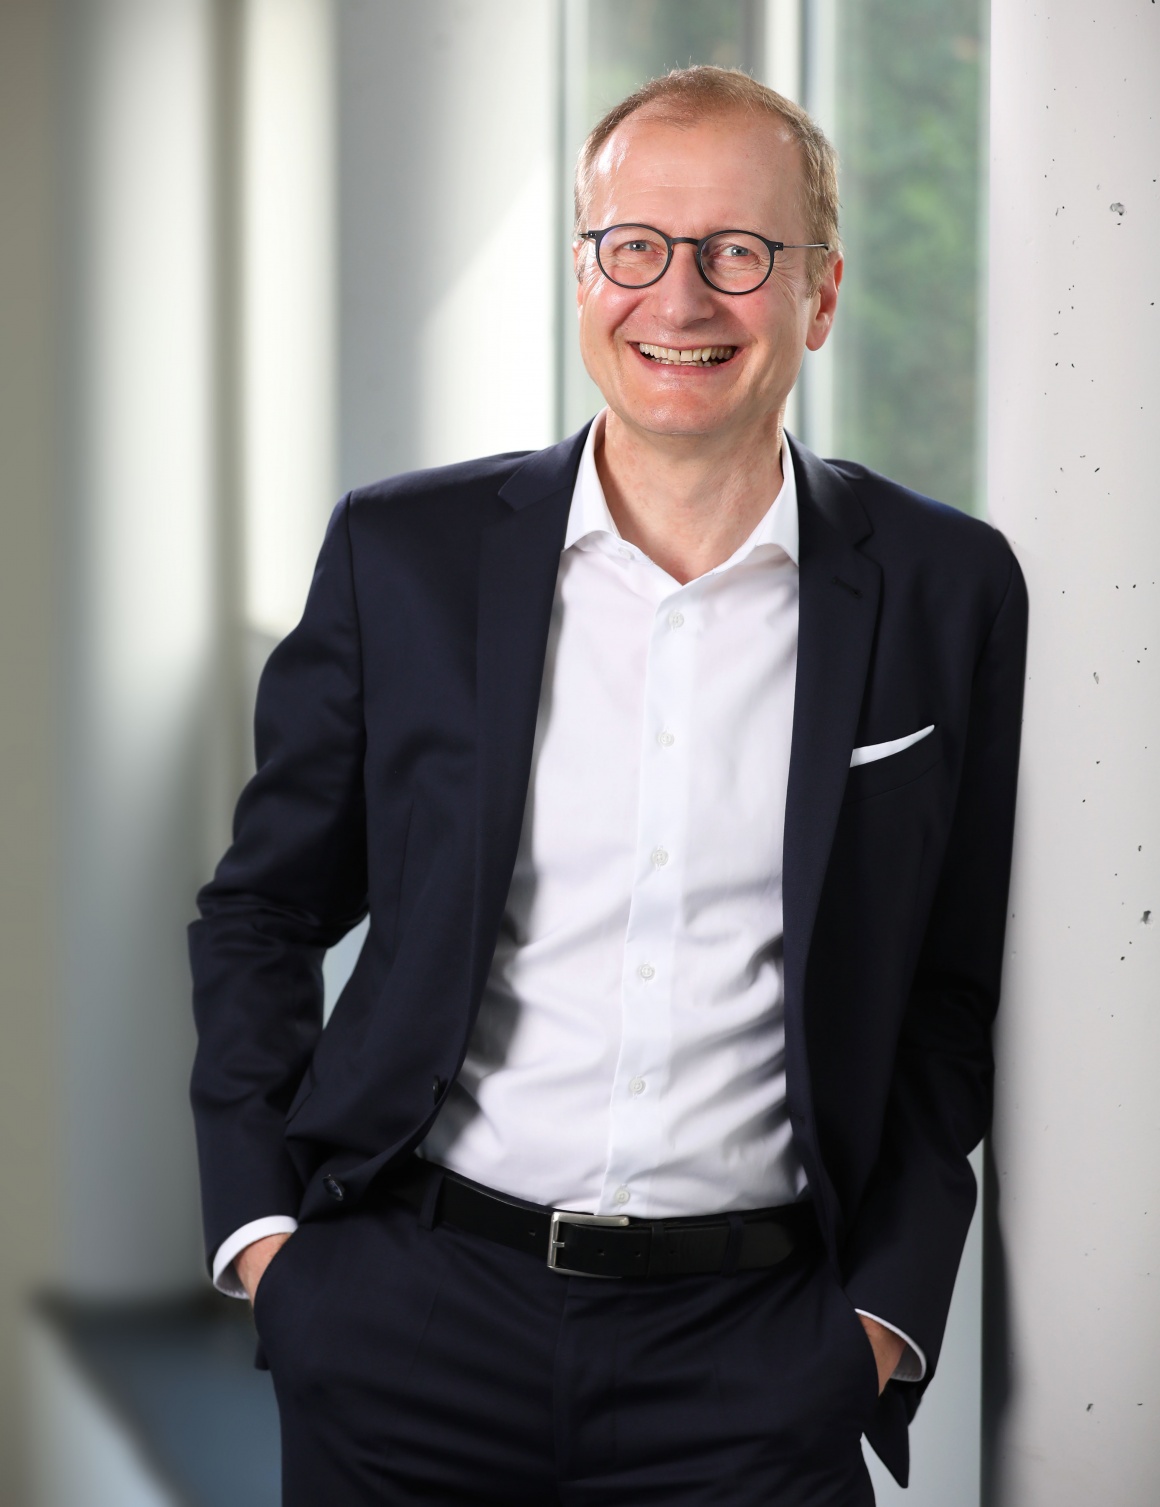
[700, 233, 772, 288]
[603, 227, 667, 258]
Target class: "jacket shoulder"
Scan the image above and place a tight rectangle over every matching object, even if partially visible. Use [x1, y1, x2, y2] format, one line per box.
[345, 449, 535, 520]
[825, 457, 1018, 591]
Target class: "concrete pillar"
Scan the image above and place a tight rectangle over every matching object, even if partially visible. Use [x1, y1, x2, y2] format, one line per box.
[985, 5, 1160, 1503]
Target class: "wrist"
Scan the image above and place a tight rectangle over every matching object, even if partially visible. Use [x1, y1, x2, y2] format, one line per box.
[236, 1231, 292, 1303]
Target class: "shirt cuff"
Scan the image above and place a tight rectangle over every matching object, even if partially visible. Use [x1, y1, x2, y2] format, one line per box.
[854, 1309, 927, 1382]
[212, 1216, 299, 1298]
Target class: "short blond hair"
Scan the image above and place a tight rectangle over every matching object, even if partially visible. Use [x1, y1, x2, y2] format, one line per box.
[574, 65, 839, 291]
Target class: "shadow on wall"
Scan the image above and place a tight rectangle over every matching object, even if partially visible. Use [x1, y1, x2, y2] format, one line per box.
[981, 1135, 1012, 1505]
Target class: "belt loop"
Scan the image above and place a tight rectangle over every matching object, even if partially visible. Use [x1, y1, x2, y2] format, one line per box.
[721, 1213, 745, 1276]
[418, 1165, 445, 1231]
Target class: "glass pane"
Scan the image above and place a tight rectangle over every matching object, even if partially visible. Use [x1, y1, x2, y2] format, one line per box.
[561, 0, 763, 432]
[830, 0, 987, 514]
[586, 0, 760, 120]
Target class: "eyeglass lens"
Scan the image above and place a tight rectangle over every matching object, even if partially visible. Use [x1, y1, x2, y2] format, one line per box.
[596, 226, 774, 292]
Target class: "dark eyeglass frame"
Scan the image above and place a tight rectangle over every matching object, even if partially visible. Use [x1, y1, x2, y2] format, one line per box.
[578, 223, 830, 295]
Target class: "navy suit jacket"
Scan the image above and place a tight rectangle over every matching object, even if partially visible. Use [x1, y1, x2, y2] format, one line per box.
[190, 425, 1027, 1483]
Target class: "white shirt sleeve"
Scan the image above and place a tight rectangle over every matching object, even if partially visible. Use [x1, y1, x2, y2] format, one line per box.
[212, 1216, 299, 1298]
[855, 1309, 927, 1382]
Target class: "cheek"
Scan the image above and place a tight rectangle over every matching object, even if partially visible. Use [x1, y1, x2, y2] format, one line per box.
[577, 283, 637, 349]
[753, 280, 809, 336]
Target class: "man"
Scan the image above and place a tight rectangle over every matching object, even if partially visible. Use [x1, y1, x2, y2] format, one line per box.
[191, 67, 1026, 1505]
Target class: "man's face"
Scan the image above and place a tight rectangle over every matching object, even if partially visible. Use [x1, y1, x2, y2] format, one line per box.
[575, 109, 840, 445]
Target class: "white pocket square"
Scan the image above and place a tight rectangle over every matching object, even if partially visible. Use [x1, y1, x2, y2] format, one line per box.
[850, 724, 935, 768]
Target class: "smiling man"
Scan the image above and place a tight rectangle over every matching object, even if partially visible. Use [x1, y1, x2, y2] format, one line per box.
[191, 67, 1026, 1507]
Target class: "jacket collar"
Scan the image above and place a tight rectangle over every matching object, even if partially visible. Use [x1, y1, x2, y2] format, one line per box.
[782, 432, 881, 1247]
[787, 432, 873, 548]
[469, 427, 589, 1006]
[496, 422, 593, 513]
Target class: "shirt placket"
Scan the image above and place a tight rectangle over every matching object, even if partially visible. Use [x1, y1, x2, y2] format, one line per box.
[598, 570, 701, 1218]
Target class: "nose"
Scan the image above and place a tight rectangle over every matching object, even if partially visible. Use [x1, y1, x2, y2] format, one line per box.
[653, 242, 719, 324]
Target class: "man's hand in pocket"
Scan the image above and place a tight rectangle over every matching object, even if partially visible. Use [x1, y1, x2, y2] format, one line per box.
[237, 1232, 293, 1304]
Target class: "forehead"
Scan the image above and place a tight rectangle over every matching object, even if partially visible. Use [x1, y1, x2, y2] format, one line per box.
[588, 107, 804, 230]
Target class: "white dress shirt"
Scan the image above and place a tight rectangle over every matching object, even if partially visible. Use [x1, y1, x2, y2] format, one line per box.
[214, 413, 924, 1381]
[423, 413, 805, 1216]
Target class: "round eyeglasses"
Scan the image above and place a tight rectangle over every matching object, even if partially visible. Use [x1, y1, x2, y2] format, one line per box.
[578, 224, 830, 295]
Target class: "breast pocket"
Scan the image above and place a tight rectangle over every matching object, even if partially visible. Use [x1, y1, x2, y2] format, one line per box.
[843, 724, 942, 804]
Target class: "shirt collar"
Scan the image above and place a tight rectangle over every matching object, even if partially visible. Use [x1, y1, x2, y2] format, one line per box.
[564, 409, 799, 569]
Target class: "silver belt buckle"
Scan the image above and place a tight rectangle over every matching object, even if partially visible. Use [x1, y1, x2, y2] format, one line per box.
[547, 1209, 631, 1276]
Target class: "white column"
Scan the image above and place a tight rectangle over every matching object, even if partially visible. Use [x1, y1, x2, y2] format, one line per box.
[57, 0, 217, 1294]
[985, 5, 1160, 1504]
[241, 0, 337, 644]
[760, 0, 803, 441]
[798, 0, 835, 455]
[337, 0, 559, 488]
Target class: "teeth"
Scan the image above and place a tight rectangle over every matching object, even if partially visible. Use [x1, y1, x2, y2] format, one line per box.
[637, 342, 735, 365]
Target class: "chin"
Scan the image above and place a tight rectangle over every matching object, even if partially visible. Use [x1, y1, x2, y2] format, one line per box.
[618, 389, 739, 439]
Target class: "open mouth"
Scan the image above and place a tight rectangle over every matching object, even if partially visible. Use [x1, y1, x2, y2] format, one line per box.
[635, 342, 737, 366]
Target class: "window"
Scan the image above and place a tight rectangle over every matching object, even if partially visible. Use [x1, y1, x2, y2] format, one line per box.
[560, 0, 767, 433]
[831, 0, 986, 514]
[559, 0, 987, 516]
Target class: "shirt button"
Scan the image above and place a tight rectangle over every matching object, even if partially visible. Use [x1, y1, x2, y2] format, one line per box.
[629, 1077, 646, 1096]
[613, 1187, 631, 1206]
[619, 545, 633, 560]
[657, 729, 675, 747]
[668, 610, 684, 629]
[638, 963, 656, 980]
[650, 847, 669, 868]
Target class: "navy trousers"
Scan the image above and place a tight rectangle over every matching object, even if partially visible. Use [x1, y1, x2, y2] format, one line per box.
[254, 1194, 880, 1505]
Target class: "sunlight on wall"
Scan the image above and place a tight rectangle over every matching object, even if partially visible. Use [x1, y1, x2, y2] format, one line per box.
[241, 0, 336, 641]
[420, 161, 556, 467]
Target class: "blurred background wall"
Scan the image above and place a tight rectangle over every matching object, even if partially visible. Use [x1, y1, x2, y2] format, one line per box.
[1, 0, 63, 1494]
[1, 1, 985, 1502]
[1, 2, 1154, 1505]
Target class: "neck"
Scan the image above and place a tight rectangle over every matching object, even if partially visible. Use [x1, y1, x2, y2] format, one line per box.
[595, 408, 786, 585]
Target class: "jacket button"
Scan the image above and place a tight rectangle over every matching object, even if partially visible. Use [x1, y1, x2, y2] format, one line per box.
[323, 1174, 346, 1202]
[432, 1075, 446, 1102]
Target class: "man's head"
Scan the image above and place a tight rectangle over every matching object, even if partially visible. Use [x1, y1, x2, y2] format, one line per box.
[573, 66, 842, 449]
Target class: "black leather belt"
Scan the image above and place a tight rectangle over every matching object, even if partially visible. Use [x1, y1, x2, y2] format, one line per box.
[384, 1158, 818, 1279]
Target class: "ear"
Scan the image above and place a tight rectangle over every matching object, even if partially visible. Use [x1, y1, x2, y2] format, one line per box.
[805, 250, 843, 353]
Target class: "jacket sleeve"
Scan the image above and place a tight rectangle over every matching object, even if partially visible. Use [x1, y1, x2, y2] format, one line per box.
[189, 496, 368, 1269]
[841, 547, 1028, 1379]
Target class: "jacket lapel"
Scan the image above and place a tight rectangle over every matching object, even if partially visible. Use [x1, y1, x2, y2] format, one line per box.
[468, 426, 590, 1002]
[783, 438, 881, 1244]
[466, 426, 880, 1246]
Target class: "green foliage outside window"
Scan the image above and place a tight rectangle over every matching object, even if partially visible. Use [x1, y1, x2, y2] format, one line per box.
[586, 0, 757, 121]
[833, 0, 986, 515]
